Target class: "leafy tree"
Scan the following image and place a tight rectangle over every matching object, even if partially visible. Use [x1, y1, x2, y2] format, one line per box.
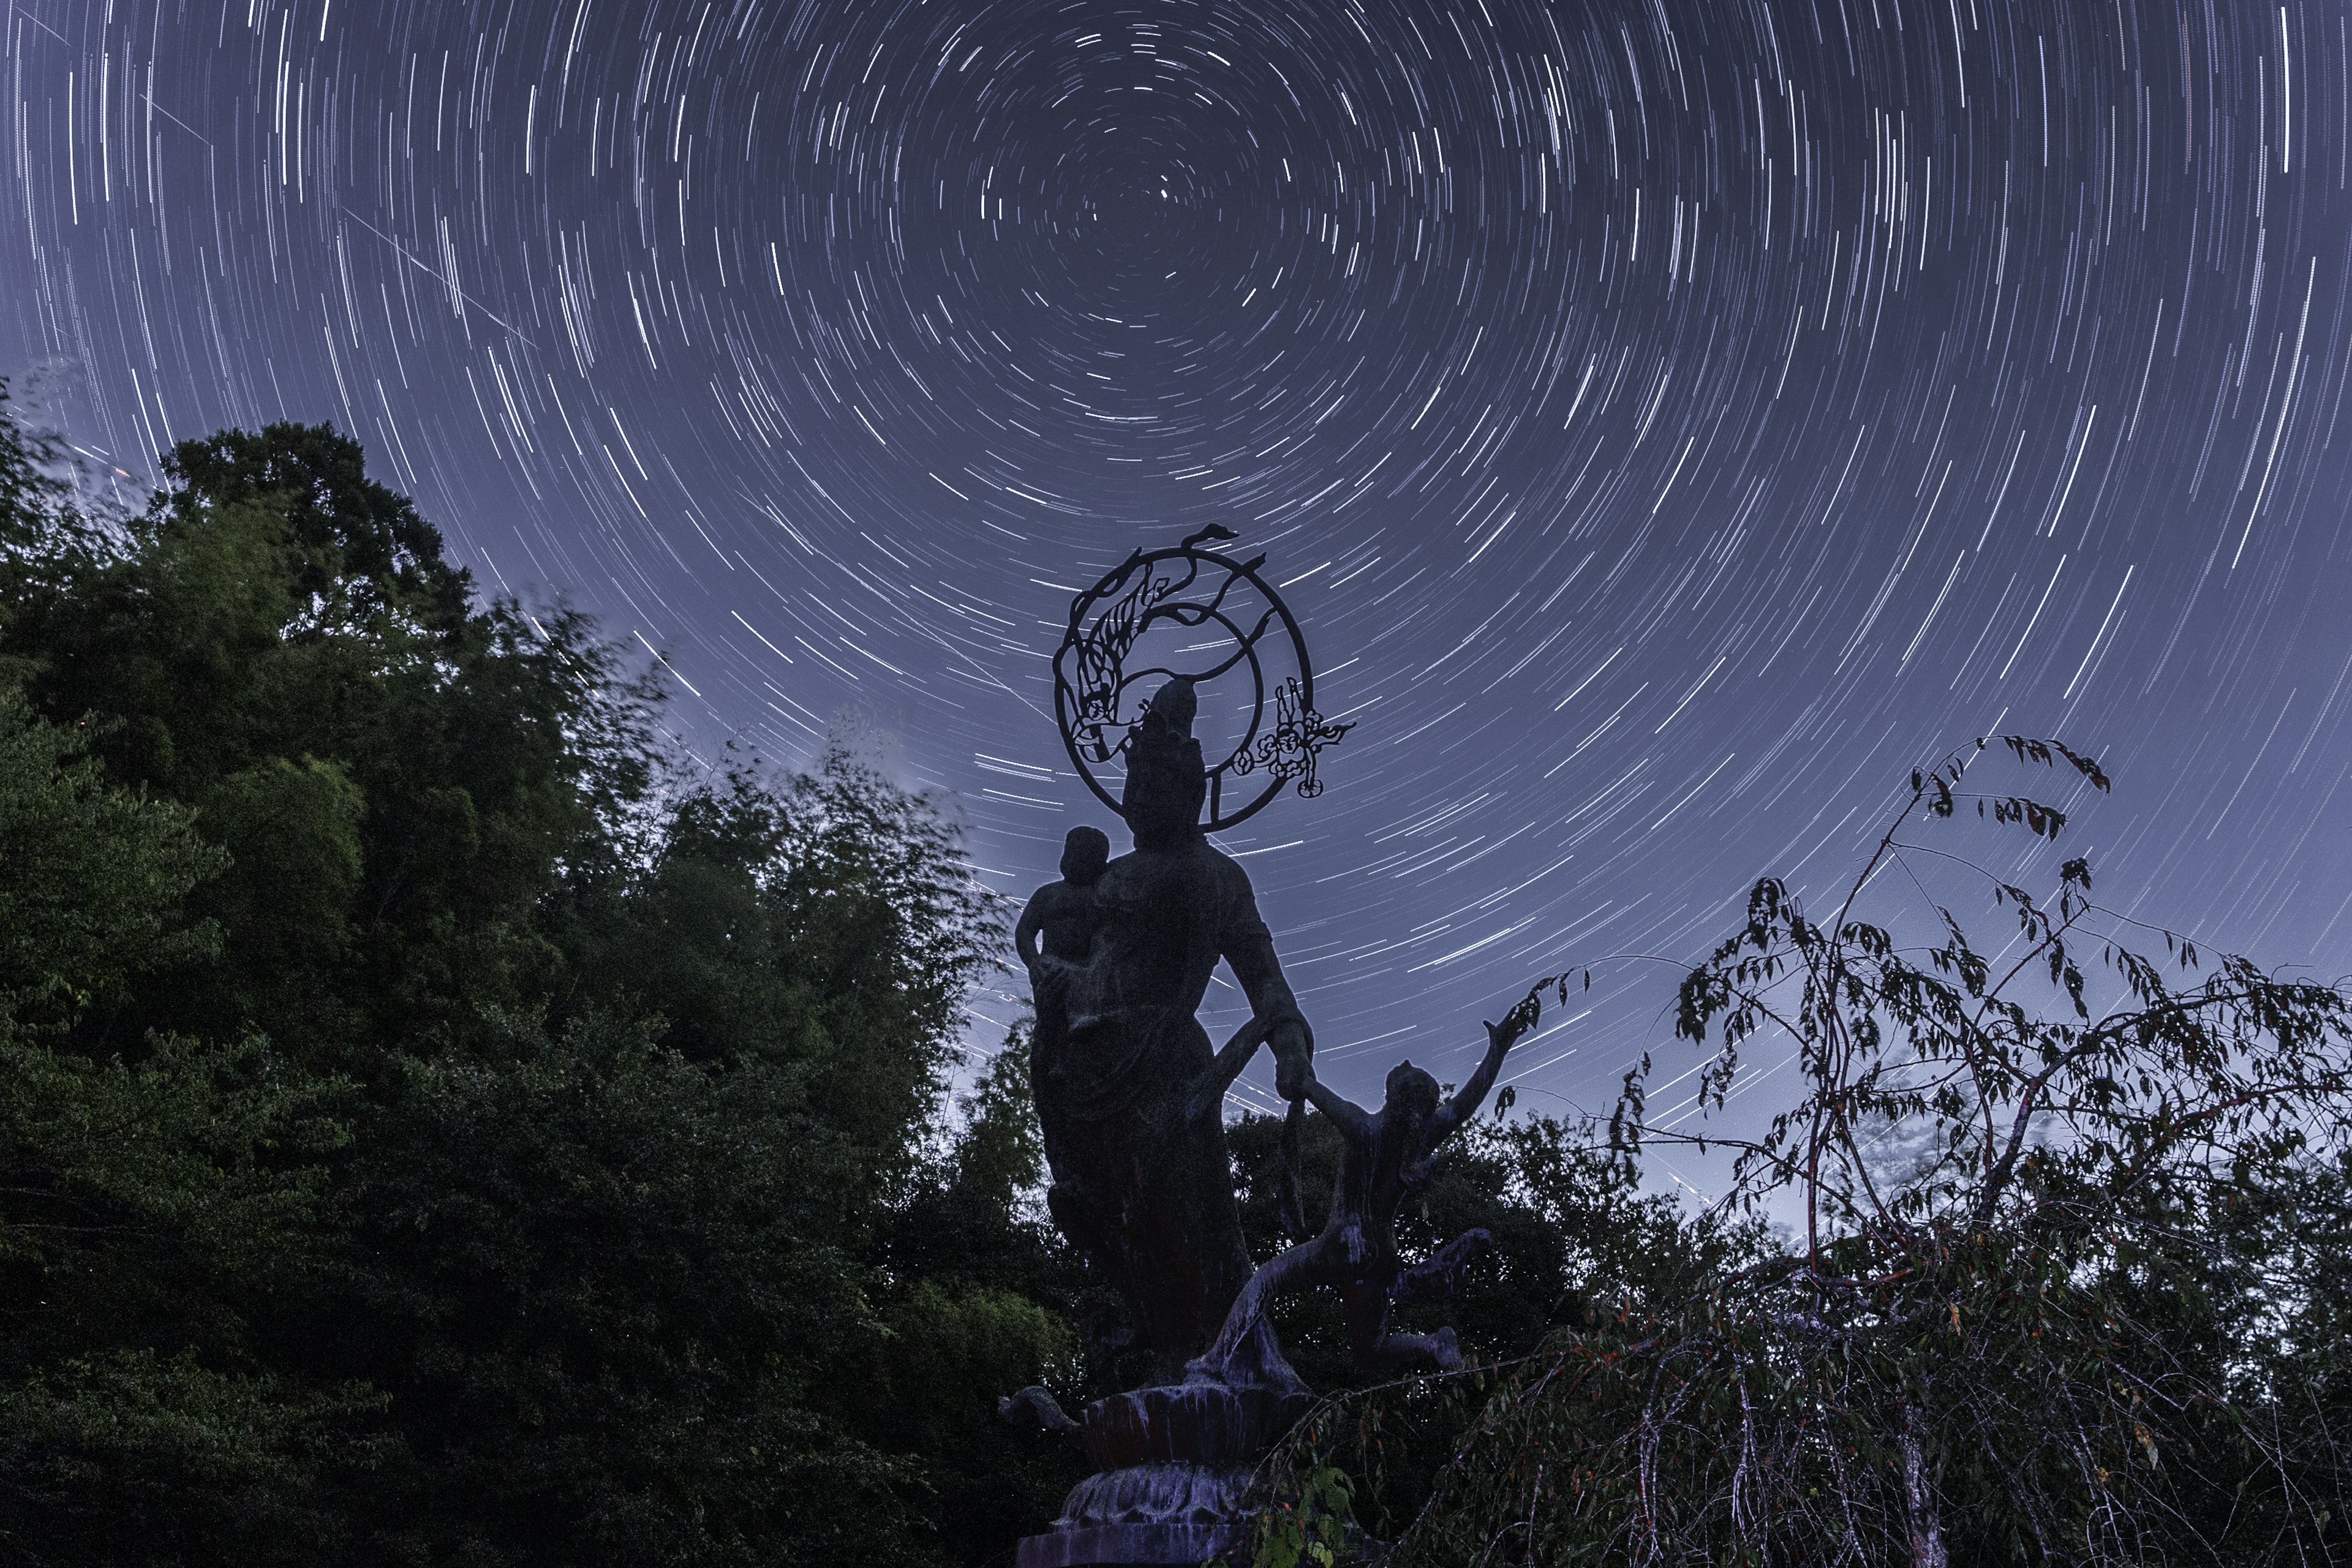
[870, 1034, 1095, 1558]
[333, 1007, 938, 1566]
[158, 424, 471, 638]
[0, 391, 1066, 1566]
[2, 418, 660, 1073]
[553, 752, 1001, 1180]
[1251, 739, 2352, 1566]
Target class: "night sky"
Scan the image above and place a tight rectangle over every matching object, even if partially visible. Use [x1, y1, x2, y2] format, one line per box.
[7, 0, 2352, 1181]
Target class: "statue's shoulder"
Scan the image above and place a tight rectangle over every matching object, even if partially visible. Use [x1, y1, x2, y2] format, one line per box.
[1091, 850, 1153, 905]
[1095, 838, 1249, 898]
[1186, 837, 1261, 903]
[1019, 877, 1070, 912]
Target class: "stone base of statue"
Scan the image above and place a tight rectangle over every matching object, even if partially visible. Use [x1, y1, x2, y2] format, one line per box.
[1014, 1381, 1309, 1567]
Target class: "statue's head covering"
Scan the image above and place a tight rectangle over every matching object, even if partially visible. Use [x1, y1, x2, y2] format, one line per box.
[1121, 678, 1207, 848]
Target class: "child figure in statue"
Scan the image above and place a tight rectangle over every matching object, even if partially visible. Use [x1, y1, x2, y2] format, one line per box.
[1015, 826, 1114, 1280]
[1017, 825, 1110, 982]
[1189, 1007, 1534, 1380]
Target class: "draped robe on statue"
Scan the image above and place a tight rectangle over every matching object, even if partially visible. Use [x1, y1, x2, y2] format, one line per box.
[1033, 680, 1310, 1387]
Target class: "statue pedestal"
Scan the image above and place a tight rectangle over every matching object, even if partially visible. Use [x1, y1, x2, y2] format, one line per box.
[1014, 1382, 1308, 1567]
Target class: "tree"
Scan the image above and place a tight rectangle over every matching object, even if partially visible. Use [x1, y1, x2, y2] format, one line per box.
[870, 1035, 1094, 1559]
[1, 417, 662, 1074]
[331, 1007, 942, 1566]
[0, 392, 1060, 1566]
[1248, 739, 2352, 1566]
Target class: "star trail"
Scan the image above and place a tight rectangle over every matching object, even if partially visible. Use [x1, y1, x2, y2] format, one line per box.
[7, 0, 2352, 1154]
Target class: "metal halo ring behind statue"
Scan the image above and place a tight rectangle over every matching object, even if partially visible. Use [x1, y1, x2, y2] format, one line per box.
[1052, 525, 1351, 833]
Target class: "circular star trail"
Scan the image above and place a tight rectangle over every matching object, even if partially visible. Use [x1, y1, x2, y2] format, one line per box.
[7, 0, 2352, 1157]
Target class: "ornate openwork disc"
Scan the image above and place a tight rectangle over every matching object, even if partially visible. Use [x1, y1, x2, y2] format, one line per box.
[1053, 524, 1351, 832]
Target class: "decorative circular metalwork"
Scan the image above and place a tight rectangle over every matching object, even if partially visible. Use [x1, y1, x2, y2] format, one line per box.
[1053, 524, 1352, 833]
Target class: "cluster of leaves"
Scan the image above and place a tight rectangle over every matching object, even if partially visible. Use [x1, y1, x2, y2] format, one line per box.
[1253, 739, 2352, 1565]
[0, 386, 1095, 1567]
[1239, 1462, 1358, 1568]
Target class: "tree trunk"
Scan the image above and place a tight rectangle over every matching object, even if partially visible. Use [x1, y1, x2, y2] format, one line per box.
[1900, 1400, 1948, 1568]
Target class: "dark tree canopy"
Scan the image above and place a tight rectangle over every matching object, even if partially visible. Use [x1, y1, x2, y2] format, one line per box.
[0, 397, 1089, 1567]
[160, 423, 473, 638]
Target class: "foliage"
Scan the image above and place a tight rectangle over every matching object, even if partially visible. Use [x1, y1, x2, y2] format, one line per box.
[1253, 739, 2352, 1566]
[332, 1008, 937, 1564]
[1239, 1462, 1357, 1568]
[0, 620, 360, 1567]
[0, 388, 1072, 1566]
[0, 690, 222, 1030]
[1221, 1094, 1757, 1550]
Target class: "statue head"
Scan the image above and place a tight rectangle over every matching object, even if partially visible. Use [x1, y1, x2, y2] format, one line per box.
[1060, 825, 1111, 884]
[1383, 1060, 1444, 1188]
[1121, 679, 1207, 850]
[1383, 1060, 1442, 1120]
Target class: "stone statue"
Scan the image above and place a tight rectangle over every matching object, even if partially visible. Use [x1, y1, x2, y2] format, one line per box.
[1020, 679, 1313, 1388]
[1011, 535, 1370, 1567]
[1188, 1010, 1532, 1386]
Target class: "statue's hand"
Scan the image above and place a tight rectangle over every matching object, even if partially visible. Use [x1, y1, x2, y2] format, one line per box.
[1269, 1016, 1313, 1101]
[1024, 954, 1074, 1001]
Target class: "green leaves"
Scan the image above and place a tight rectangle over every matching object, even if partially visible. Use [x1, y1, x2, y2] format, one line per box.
[0, 690, 224, 1028]
[1243, 1463, 1355, 1568]
[160, 423, 472, 639]
[0, 394, 1036, 1567]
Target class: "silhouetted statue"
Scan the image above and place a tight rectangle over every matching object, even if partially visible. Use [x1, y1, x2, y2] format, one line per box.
[1188, 1012, 1530, 1384]
[1021, 679, 1313, 1387]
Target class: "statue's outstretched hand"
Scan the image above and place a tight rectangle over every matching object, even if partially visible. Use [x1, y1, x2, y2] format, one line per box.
[1438, 1006, 1539, 1136]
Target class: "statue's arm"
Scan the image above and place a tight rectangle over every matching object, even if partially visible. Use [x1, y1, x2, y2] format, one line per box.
[1219, 904, 1303, 1026]
[1014, 890, 1048, 973]
[1186, 1015, 1273, 1122]
[1217, 873, 1314, 1095]
[1434, 1016, 1526, 1142]
[1303, 1071, 1374, 1145]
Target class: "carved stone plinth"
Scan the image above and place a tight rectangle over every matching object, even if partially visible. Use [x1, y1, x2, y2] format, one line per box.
[1014, 1382, 1309, 1567]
